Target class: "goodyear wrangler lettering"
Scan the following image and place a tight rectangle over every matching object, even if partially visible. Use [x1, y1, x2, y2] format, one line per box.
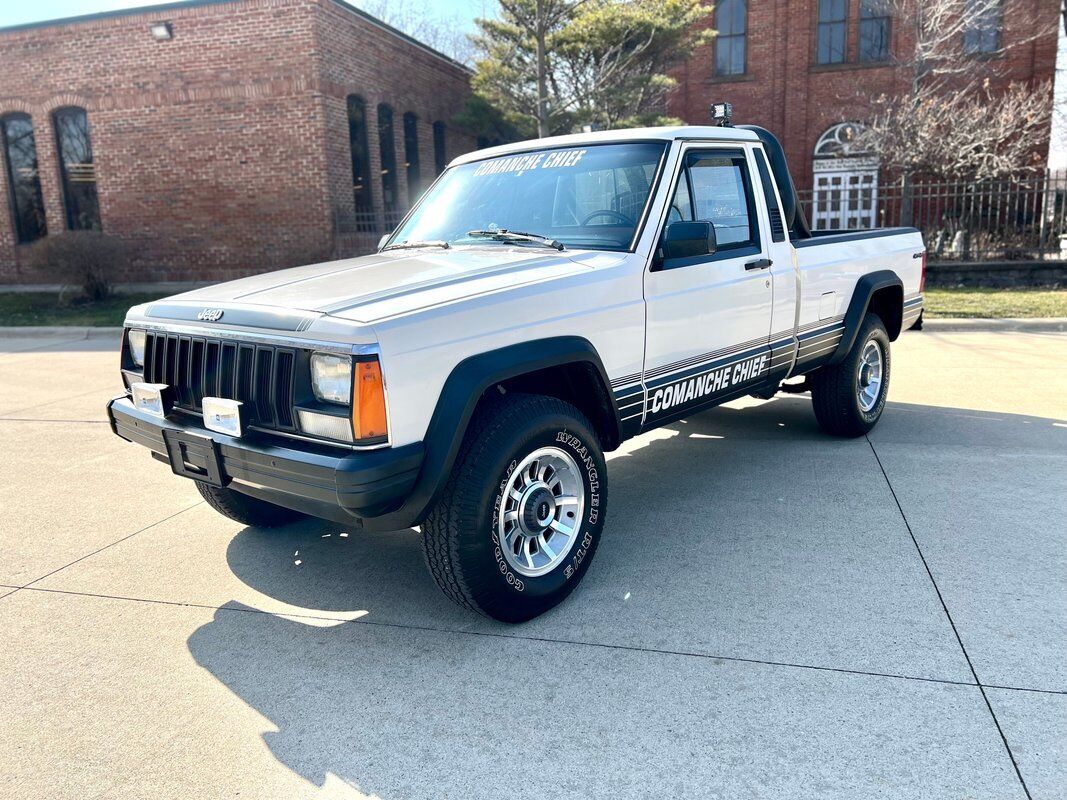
[650, 353, 768, 414]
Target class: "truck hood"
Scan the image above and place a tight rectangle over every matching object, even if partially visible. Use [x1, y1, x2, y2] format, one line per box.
[164, 246, 598, 324]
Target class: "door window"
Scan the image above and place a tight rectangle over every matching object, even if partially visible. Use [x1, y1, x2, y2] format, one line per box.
[667, 150, 760, 252]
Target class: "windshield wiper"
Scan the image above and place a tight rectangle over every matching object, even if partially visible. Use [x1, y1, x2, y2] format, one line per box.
[382, 240, 451, 251]
[465, 229, 566, 251]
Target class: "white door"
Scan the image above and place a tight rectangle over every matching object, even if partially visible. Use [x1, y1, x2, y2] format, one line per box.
[812, 163, 879, 230]
[641, 145, 774, 427]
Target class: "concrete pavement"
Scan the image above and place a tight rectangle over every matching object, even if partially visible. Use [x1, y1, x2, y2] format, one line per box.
[0, 330, 1064, 799]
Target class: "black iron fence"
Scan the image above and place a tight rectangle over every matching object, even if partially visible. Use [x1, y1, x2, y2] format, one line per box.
[797, 170, 1067, 261]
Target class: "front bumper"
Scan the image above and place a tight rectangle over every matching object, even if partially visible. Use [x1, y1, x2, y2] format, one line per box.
[107, 395, 423, 528]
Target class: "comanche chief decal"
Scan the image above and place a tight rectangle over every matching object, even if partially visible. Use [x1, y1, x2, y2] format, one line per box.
[649, 352, 769, 415]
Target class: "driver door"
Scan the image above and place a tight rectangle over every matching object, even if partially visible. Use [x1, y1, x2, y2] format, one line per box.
[641, 145, 774, 426]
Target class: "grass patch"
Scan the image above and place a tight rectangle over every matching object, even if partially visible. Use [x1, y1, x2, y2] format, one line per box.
[0, 292, 159, 326]
[924, 287, 1067, 319]
[2, 287, 1064, 326]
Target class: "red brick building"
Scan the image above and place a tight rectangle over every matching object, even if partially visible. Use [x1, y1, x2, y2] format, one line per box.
[0, 0, 476, 285]
[669, 0, 1059, 230]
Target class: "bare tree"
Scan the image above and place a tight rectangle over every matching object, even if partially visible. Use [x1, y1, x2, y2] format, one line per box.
[355, 0, 479, 64]
[853, 0, 1057, 220]
[861, 80, 1052, 180]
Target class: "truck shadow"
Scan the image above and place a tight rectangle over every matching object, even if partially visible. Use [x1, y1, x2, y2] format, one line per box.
[185, 394, 1066, 795]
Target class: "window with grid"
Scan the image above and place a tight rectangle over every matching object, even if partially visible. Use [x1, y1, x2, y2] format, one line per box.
[377, 104, 400, 226]
[403, 112, 420, 205]
[859, 0, 890, 62]
[0, 113, 47, 243]
[963, 0, 1002, 54]
[715, 0, 747, 76]
[346, 95, 374, 231]
[53, 107, 101, 231]
[817, 0, 848, 65]
[433, 121, 447, 175]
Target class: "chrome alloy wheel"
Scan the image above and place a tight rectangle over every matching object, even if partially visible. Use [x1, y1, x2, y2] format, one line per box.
[497, 446, 585, 578]
[856, 339, 884, 412]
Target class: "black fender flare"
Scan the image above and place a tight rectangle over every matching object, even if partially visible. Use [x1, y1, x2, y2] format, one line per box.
[371, 336, 619, 530]
[829, 270, 904, 365]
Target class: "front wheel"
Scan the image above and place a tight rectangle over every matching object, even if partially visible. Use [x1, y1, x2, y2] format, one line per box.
[810, 313, 891, 437]
[422, 393, 607, 623]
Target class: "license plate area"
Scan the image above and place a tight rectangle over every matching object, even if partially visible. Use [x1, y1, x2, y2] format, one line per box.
[161, 429, 228, 488]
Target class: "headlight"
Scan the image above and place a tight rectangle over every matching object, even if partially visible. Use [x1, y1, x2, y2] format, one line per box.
[128, 329, 147, 367]
[310, 352, 352, 405]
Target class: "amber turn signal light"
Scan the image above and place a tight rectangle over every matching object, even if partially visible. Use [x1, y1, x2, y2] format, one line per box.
[352, 359, 388, 440]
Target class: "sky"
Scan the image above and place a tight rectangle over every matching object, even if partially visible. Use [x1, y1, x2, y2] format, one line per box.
[1, 0, 1064, 168]
[0, 0, 488, 33]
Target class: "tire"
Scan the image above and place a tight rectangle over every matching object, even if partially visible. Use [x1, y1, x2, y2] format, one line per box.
[195, 481, 306, 528]
[422, 392, 607, 623]
[810, 312, 891, 437]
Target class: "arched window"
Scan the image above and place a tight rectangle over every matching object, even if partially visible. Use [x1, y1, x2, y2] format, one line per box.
[377, 103, 399, 226]
[432, 121, 446, 175]
[813, 122, 869, 159]
[53, 107, 100, 231]
[346, 95, 374, 231]
[1, 113, 47, 243]
[715, 0, 747, 76]
[402, 111, 420, 205]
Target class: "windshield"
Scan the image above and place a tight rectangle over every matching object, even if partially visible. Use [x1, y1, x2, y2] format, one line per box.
[387, 142, 667, 252]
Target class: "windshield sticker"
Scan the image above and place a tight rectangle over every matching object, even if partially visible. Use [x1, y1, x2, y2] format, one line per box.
[473, 149, 588, 177]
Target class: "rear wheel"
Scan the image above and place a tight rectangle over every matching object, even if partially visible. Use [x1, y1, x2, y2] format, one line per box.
[196, 482, 306, 528]
[422, 392, 607, 623]
[810, 313, 891, 437]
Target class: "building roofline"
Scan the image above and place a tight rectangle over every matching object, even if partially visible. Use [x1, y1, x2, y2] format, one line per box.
[0, 0, 235, 33]
[0, 0, 473, 74]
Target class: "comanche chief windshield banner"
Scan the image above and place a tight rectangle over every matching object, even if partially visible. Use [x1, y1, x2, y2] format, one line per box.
[472, 149, 588, 177]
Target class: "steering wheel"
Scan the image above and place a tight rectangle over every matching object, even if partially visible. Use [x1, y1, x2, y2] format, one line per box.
[581, 209, 635, 226]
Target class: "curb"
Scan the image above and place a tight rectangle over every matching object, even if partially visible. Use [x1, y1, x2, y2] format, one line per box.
[0, 326, 123, 339]
[920, 318, 1067, 333]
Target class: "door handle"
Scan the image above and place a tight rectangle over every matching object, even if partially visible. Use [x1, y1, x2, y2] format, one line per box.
[745, 258, 773, 270]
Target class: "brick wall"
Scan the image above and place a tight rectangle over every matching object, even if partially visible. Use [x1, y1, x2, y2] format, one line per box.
[312, 0, 476, 259]
[0, 0, 475, 285]
[669, 0, 1059, 192]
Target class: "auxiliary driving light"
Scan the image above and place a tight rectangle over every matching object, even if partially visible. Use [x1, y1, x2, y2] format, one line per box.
[202, 397, 248, 437]
[131, 382, 174, 418]
[710, 102, 733, 126]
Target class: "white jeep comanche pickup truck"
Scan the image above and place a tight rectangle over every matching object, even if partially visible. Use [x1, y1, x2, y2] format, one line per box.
[108, 123, 924, 622]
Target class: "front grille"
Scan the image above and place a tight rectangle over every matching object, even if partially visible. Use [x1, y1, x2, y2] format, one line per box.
[142, 331, 297, 430]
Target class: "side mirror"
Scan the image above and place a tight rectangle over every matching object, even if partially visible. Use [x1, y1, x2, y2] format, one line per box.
[377, 234, 390, 251]
[662, 221, 717, 261]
